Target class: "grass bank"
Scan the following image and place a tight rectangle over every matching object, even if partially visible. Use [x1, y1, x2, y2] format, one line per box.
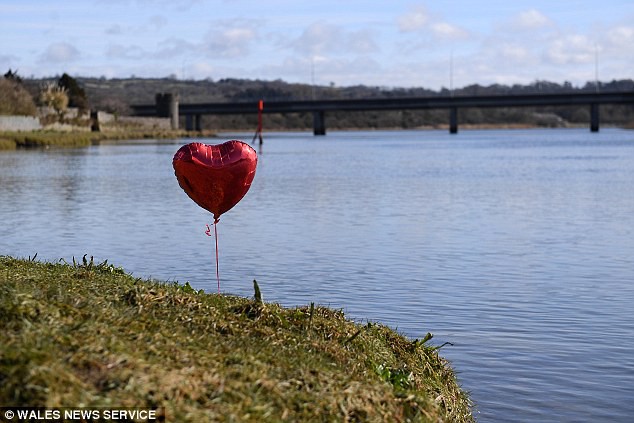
[0, 129, 216, 150]
[0, 256, 473, 422]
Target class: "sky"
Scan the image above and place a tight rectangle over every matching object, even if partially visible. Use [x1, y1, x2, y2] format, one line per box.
[1, 0, 634, 90]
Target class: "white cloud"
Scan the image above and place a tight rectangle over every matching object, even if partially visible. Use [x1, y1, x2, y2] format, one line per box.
[430, 22, 468, 39]
[498, 43, 534, 64]
[104, 16, 168, 36]
[347, 29, 379, 54]
[40, 42, 80, 63]
[291, 23, 338, 54]
[203, 27, 257, 58]
[106, 44, 146, 60]
[154, 38, 196, 58]
[465, 9, 601, 85]
[289, 22, 378, 56]
[514, 9, 551, 30]
[3, 0, 633, 89]
[398, 5, 428, 32]
[260, 54, 383, 87]
[605, 25, 634, 49]
[397, 5, 467, 41]
[546, 34, 595, 65]
[189, 62, 215, 76]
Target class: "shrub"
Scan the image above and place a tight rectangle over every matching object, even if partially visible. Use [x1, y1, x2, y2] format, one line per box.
[39, 83, 69, 116]
[58, 73, 89, 113]
[0, 78, 37, 116]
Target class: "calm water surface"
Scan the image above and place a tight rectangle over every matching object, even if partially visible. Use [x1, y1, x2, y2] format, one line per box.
[2, 129, 634, 421]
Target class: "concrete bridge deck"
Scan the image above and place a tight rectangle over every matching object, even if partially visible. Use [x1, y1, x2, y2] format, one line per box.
[131, 91, 634, 135]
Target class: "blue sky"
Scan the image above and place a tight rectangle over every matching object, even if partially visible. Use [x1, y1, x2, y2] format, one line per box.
[1, 0, 633, 89]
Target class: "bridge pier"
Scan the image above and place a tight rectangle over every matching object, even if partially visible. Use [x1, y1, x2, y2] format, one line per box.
[155, 92, 179, 130]
[184, 114, 202, 131]
[449, 107, 458, 134]
[313, 111, 326, 135]
[590, 103, 599, 132]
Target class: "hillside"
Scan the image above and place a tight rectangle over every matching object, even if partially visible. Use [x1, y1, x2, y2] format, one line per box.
[21, 76, 634, 131]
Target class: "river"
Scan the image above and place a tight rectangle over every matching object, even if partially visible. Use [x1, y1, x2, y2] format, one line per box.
[1, 128, 633, 421]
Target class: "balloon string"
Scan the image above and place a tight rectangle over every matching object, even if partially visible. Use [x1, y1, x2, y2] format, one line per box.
[214, 220, 220, 294]
[205, 220, 221, 294]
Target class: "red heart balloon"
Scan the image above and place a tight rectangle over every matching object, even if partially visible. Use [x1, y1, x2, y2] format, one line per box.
[173, 140, 257, 221]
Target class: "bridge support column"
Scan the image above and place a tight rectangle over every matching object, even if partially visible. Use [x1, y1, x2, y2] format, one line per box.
[156, 92, 179, 130]
[590, 103, 599, 132]
[313, 111, 326, 135]
[195, 114, 202, 131]
[449, 107, 458, 134]
[185, 115, 193, 131]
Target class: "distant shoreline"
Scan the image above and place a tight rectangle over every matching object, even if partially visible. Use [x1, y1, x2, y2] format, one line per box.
[2, 123, 630, 150]
[0, 129, 216, 150]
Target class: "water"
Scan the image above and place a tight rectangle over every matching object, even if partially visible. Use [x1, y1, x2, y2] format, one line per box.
[2, 129, 634, 421]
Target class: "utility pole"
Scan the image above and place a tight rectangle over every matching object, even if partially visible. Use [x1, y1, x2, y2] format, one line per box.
[594, 43, 600, 93]
[311, 57, 316, 100]
[449, 49, 454, 97]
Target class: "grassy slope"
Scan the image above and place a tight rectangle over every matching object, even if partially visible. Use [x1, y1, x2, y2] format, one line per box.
[0, 256, 473, 422]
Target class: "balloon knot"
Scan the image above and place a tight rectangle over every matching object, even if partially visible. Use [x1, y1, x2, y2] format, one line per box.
[214, 217, 220, 224]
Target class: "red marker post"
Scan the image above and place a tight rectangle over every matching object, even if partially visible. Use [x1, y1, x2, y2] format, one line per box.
[258, 99, 264, 133]
[253, 99, 264, 146]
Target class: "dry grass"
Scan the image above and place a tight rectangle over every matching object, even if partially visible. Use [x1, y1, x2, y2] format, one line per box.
[0, 129, 207, 149]
[0, 138, 16, 150]
[0, 256, 473, 422]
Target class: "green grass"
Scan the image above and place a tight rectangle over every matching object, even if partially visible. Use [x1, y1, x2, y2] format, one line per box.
[0, 256, 473, 422]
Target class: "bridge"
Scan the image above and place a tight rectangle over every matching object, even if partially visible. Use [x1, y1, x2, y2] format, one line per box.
[131, 91, 634, 135]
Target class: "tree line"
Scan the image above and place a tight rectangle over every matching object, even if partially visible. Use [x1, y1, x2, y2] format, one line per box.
[5, 71, 634, 130]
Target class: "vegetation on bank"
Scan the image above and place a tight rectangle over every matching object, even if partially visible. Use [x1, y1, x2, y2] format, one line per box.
[0, 129, 215, 150]
[1, 72, 214, 149]
[0, 256, 473, 422]
[22, 75, 634, 131]
[1, 71, 89, 119]
[0, 74, 37, 117]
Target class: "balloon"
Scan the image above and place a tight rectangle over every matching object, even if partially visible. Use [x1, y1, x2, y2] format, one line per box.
[173, 140, 257, 221]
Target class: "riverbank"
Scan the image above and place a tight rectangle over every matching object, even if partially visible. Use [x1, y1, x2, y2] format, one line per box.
[0, 256, 473, 422]
[2, 124, 631, 151]
[0, 129, 217, 150]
